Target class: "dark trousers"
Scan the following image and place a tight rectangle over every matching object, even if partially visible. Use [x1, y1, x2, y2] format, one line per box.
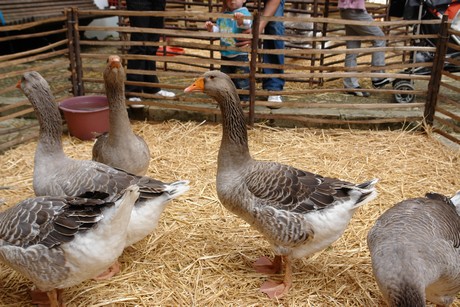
[125, 0, 166, 95]
[221, 54, 250, 101]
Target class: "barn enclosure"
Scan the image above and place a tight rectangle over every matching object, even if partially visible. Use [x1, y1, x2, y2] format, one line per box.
[0, 1, 459, 306]
[0, 0, 459, 151]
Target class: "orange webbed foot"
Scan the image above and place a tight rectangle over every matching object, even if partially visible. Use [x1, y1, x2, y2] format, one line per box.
[252, 255, 282, 274]
[256, 255, 292, 299]
[260, 279, 288, 299]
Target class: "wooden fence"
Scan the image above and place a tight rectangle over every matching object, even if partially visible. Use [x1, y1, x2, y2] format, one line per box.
[0, 0, 459, 152]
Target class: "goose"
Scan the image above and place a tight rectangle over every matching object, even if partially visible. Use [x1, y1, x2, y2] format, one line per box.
[17, 71, 190, 279]
[0, 185, 139, 307]
[184, 71, 378, 298]
[367, 191, 460, 306]
[92, 55, 150, 176]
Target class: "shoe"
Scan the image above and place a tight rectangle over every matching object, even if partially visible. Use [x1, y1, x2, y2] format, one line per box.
[156, 90, 175, 98]
[128, 97, 144, 108]
[346, 87, 370, 97]
[267, 95, 283, 109]
[372, 78, 391, 88]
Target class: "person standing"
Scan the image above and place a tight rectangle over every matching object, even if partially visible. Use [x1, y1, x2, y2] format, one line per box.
[234, 0, 285, 107]
[125, 0, 175, 107]
[260, 0, 285, 106]
[339, 0, 390, 97]
[205, 0, 252, 101]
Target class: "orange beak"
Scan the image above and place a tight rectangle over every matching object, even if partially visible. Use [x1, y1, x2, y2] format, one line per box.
[184, 77, 205, 93]
[16, 79, 22, 89]
[110, 61, 121, 69]
[108, 55, 121, 68]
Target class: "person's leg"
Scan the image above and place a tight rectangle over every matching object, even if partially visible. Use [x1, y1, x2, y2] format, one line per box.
[220, 60, 233, 76]
[262, 0, 285, 95]
[343, 10, 386, 82]
[221, 56, 246, 99]
[125, 0, 151, 96]
[143, 0, 165, 94]
[340, 9, 362, 89]
[343, 27, 361, 89]
[233, 54, 250, 101]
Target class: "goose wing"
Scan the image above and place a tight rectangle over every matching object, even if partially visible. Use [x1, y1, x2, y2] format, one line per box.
[0, 192, 113, 249]
[246, 161, 359, 213]
[49, 159, 167, 201]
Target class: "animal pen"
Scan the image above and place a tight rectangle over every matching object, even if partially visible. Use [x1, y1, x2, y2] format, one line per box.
[0, 1, 459, 306]
[0, 0, 459, 151]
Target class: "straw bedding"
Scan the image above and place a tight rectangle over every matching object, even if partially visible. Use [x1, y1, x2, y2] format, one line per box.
[0, 119, 458, 306]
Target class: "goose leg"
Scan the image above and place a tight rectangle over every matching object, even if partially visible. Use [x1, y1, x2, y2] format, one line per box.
[57, 289, 65, 307]
[30, 288, 65, 307]
[253, 255, 282, 274]
[30, 287, 50, 306]
[93, 260, 121, 280]
[260, 255, 293, 299]
[46, 289, 61, 307]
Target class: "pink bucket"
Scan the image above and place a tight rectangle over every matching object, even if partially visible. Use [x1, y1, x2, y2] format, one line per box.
[59, 96, 109, 141]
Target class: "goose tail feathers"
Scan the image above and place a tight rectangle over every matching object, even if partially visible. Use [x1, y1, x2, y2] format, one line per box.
[450, 190, 460, 208]
[449, 190, 460, 215]
[354, 178, 379, 208]
[166, 180, 190, 199]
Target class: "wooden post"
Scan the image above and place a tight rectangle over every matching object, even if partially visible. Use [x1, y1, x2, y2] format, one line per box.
[72, 8, 84, 96]
[319, 0, 331, 87]
[310, 0, 319, 86]
[66, 9, 78, 96]
[209, 0, 215, 71]
[249, 10, 260, 126]
[424, 14, 449, 126]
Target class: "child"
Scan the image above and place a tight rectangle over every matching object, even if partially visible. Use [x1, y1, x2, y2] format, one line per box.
[205, 0, 252, 101]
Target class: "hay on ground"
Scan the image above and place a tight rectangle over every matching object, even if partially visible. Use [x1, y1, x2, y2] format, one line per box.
[0, 120, 459, 306]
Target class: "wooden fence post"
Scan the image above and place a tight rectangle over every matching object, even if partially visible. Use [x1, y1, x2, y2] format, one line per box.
[72, 8, 84, 96]
[249, 10, 260, 126]
[423, 14, 449, 127]
[66, 9, 78, 96]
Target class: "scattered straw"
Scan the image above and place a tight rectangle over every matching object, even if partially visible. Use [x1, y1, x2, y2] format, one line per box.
[0, 120, 459, 306]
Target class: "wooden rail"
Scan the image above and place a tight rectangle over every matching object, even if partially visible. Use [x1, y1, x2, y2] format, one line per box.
[0, 0, 458, 151]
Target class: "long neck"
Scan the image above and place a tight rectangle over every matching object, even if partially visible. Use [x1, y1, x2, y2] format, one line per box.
[216, 89, 251, 166]
[29, 88, 64, 155]
[105, 79, 134, 139]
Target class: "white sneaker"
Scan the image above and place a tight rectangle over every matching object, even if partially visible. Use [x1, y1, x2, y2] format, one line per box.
[267, 95, 283, 109]
[268, 95, 282, 102]
[156, 90, 175, 97]
[128, 97, 144, 108]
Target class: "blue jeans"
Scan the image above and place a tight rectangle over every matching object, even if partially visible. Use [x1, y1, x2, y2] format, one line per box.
[262, 0, 285, 92]
[221, 54, 250, 101]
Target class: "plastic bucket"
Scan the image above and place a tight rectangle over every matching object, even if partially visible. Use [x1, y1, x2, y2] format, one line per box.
[59, 95, 109, 141]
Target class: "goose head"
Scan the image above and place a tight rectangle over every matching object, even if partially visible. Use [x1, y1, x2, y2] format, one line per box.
[104, 55, 125, 100]
[184, 70, 240, 108]
[16, 71, 63, 147]
[184, 71, 249, 153]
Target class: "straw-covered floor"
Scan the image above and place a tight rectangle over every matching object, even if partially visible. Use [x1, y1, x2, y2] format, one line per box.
[0, 120, 459, 306]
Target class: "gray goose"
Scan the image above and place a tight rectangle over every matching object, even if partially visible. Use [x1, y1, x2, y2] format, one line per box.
[92, 55, 150, 176]
[184, 71, 378, 298]
[367, 191, 460, 306]
[17, 71, 190, 278]
[0, 186, 139, 307]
